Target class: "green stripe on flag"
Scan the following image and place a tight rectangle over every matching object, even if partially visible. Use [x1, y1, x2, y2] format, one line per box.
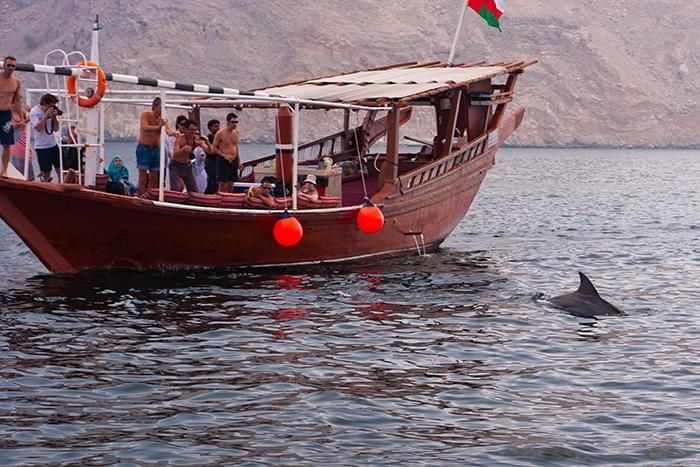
[480, 4, 502, 31]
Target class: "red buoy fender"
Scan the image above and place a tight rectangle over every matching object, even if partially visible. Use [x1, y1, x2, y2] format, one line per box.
[273, 211, 303, 247]
[357, 203, 385, 234]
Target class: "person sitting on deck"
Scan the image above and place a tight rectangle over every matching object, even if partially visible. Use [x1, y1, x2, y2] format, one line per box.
[298, 174, 319, 202]
[105, 155, 137, 196]
[247, 176, 275, 208]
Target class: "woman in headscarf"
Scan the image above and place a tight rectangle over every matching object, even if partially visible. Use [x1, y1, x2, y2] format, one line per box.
[106, 155, 137, 196]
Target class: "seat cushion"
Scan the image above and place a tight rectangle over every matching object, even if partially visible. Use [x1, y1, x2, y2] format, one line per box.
[94, 173, 109, 191]
[218, 192, 246, 209]
[143, 188, 188, 204]
[297, 194, 341, 209]
[244, 196, 292, 210]
[187, 192, 222, 207]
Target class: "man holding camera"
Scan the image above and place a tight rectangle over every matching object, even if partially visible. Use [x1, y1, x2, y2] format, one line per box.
[170, 119, 208, 193]
[1, 56, 22, 178]
[30, 93, 61, 182]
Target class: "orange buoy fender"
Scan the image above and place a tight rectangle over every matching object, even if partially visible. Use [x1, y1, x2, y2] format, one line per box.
[357, 200, 385, 234]
[275, 105, 294, 186]
[66, 61, 107, 108]
[273, 211, 303, 247]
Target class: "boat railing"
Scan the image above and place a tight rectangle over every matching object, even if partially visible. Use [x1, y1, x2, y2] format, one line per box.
[239, 129, 351, 180]
[396, 134, 489, 193]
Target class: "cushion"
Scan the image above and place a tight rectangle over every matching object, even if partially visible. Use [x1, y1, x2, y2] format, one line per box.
[218, 192, 246, 209]
[244, 196, 291, 210]
[187, 192, 222, 207]
[94, 173, 109, 191]
[297, 194, 341, 209]
[143, 188, 188, 204]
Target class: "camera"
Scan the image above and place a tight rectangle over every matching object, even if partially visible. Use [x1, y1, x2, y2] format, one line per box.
[49, 105, 63, 116]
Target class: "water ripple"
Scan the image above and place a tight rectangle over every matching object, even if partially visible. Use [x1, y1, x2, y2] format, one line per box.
[1, 149, 700, 465]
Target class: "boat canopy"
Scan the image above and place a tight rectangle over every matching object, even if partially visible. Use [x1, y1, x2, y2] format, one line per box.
[254, 61, 532, 106]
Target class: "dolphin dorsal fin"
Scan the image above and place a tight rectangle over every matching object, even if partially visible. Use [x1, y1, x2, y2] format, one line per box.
[576, 272, 600, 296]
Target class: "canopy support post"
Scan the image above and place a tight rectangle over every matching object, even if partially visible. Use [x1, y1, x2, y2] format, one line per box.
[291, 101, 300, 210]
[158, 90, 167, 202]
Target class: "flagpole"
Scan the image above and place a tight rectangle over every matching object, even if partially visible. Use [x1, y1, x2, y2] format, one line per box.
[447, 1, 468, 67]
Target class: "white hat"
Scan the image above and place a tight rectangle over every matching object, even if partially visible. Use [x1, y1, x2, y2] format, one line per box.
[303, 174, 317, 185]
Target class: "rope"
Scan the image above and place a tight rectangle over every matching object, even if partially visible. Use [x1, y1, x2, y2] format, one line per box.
[411, 233, 426, 256]
[352, 113, 369, 201]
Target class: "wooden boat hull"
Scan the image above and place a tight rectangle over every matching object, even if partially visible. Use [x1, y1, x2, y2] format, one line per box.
[0, 149, 494, 273]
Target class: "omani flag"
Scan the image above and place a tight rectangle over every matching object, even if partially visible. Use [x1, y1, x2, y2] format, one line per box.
[467, 0, 505, 31]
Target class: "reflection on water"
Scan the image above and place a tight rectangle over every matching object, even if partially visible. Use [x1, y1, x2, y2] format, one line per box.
[2, 149, 700, 465]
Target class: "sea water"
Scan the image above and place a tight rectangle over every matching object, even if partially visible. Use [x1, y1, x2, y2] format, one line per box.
[1, 147, 699, 466]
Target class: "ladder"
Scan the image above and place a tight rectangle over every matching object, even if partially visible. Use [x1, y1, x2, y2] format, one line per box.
[42, 50, 103, 184]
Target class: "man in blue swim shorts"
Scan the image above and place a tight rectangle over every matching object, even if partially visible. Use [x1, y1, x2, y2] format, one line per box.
[0, 56, 22, 177]
[136, 97, 166, 195]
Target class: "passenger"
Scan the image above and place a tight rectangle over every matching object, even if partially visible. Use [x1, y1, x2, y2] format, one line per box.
[165, 114, 188, 162]
[61, 126, 85, 173]
[248, 176, 275, 208]
[9, 106, 34, 181]
[271, 176, 291, 197]
[192, 143, 208, 193]
[136, 97, 166, 195]
[1, 56, 21, 177]
[204, 118, 220, 194]
[30, 93, 61, 183]
[170, 119, 208, 193]
[106, 155, 137, 196]
[298, 174, 319, 202]
[212, 112, 240, 193]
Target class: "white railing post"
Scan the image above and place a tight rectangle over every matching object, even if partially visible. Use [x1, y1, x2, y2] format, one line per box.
[291, 101, 300, 210]
[158, 90, 167, 201]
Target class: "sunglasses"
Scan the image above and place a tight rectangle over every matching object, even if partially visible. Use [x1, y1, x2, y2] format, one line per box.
[5, 64, 16, 68]
[229, 120, 239, 124]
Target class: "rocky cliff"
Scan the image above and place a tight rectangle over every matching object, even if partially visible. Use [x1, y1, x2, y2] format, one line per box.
[2, 0, 698, 147]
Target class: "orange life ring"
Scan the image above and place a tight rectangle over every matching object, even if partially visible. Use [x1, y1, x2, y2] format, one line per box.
[67, 61, 107, 108]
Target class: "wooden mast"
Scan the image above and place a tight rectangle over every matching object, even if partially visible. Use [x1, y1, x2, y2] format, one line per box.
[373, 106, 401, 200]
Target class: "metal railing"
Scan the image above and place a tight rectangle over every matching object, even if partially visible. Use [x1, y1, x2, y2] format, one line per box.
[239, 128, 354, 180]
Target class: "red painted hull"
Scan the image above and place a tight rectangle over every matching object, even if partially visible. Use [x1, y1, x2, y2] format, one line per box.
[0, 149, 495, 273]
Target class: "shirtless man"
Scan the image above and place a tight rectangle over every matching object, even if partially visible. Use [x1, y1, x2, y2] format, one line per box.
[170, 119, 208, 193]
[212, 112, 240, 193]
[136, 97, 166, 194]
[1, 57, 22, 177]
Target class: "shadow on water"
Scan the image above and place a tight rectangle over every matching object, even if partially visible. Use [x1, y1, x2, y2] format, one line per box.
[0, 248, 504, 315]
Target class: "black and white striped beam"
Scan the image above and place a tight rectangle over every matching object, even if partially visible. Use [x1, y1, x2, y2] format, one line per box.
[3, 61, 252, 97]
[1, 61, 391, 111]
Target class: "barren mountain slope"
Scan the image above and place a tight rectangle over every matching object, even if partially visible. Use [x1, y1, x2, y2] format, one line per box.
[1, 0, 698, 147]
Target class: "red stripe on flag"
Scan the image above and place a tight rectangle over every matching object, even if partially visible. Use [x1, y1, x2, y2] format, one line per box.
[467, 0, 503, 19]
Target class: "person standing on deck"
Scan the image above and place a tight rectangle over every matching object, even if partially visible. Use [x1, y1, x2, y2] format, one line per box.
[170, 119, 207, 193]
[0, 57, 22, 177]
[212, 112, 240, 193]
[205, 118, 220, 194]
[30, 93, 61, 182]
[136, 97, 166, 195]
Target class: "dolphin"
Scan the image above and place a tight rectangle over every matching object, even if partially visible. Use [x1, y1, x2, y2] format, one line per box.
[549, 272, 623, 318]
